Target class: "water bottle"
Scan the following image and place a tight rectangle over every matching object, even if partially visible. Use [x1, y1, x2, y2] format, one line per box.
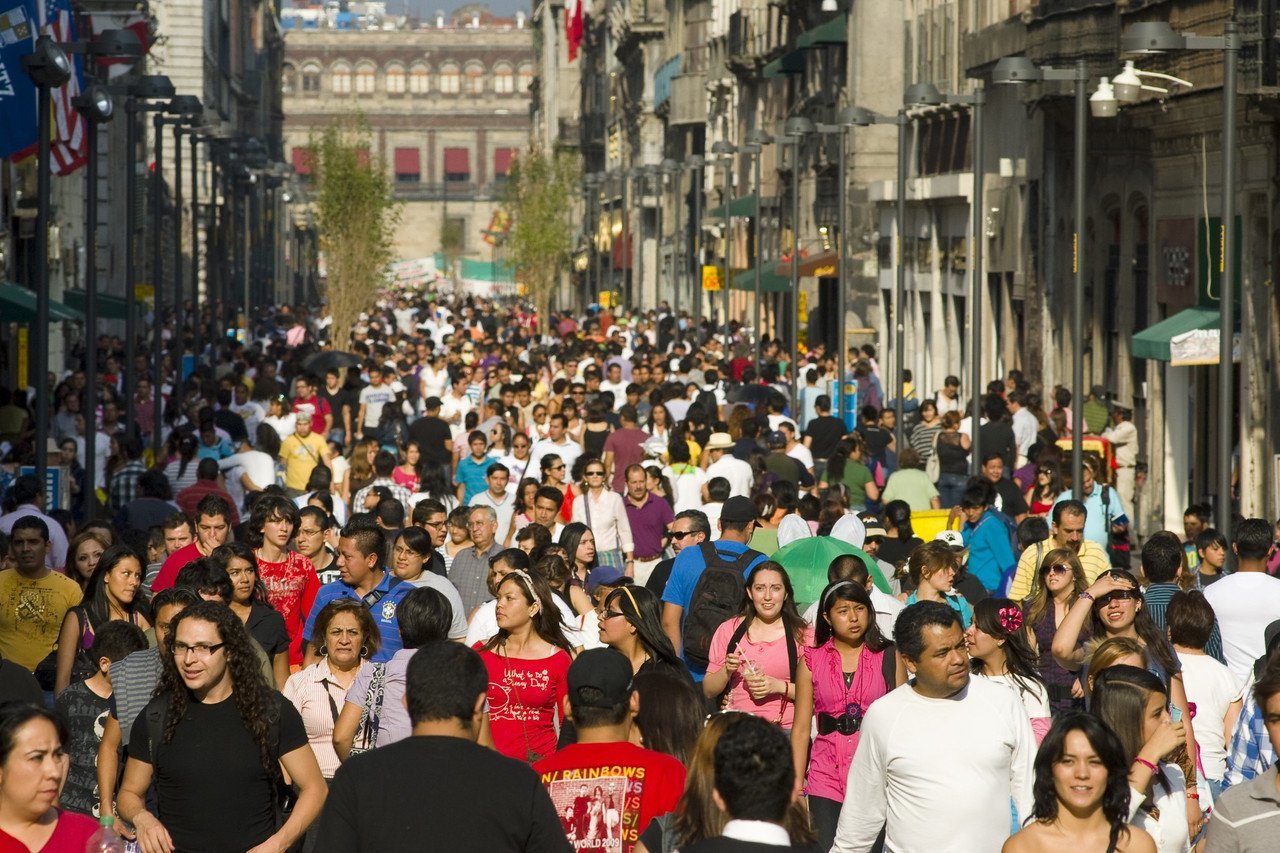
[84, 815, 127, 853]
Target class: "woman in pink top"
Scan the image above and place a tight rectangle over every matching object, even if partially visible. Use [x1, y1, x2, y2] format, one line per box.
[790, 579, 902, 852]
[704, 562, 811, 729]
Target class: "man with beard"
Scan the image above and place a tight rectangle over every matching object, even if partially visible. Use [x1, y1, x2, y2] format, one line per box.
[1006, 500, 1110, 600]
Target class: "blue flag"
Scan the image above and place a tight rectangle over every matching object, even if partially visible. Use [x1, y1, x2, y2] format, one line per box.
[0, 1, 38, 160]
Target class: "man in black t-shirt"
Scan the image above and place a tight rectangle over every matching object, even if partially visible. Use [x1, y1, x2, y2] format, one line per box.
[803, 394, 846, 483]
[408, 396, 455, 481]
[316, 642, 570, 853]
[118, 601, 327, 853]
[320, 367, 356, 444]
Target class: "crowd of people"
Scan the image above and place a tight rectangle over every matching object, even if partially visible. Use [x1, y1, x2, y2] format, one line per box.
[0, 293, 1277, 852]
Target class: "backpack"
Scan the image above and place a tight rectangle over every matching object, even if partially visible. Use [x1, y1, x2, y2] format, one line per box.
[682, 543, 762, 671]
[1100, 485, 1131, 567]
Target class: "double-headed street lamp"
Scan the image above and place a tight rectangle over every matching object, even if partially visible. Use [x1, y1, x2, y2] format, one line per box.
[1122, 20, 1240, 540]
[782, 116, 815, 418]
[744, 129, 773, 366]
[993, 57, 1088, 491]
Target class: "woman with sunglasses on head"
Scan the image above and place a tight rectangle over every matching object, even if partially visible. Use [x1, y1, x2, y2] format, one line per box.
[476, 569, 575, 763]
[1051, 569, 1202, 832]
[967, 598, 1051, 744]
[791, 579, 901, 851]
[1003, 711, 1156, 853]
[703, 562, 811, 729]
[597, 585, 687, 677]
[1022, 547, 1090, 715]
[1025, 463, 1064, 519]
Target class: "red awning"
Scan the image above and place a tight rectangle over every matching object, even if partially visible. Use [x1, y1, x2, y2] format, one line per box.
[291, 146, 313, 175]
[394, 147, 420, 174]
[444, 147, 470, 174]
[494, 147, 514, 176]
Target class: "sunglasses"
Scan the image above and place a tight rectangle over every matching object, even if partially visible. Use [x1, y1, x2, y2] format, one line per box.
[668, 530, 696, 540]
[549, 463, 565, 471]
[585, 471, 605, 477]
[1044, 563, 1072, 575]
[1096, 589, 1138, 605]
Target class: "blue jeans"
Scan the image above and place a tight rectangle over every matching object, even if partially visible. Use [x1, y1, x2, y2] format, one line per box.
[937, 472, 968, 508]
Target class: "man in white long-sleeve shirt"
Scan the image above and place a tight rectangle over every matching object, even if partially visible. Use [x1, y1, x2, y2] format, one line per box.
[831, 601, 1035, 853]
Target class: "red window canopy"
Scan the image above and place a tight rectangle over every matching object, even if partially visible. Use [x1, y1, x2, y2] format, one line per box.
[494, 147, 514, 176]
[291, 146, 313, 175]
[444, 147, 470, 174]
[394, 147, 420, 174]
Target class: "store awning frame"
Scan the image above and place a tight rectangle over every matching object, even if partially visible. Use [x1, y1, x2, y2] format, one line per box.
[63, 288, 129, 321]
[774, 250, 840, 278]
[762, 50, 805, 78]
[1131, 306, 1237, 365]
[797, 15, 848, 48]
[0, 282, 84, 323]
[707, 193, 758, 218]
[731, 266, 793, 293]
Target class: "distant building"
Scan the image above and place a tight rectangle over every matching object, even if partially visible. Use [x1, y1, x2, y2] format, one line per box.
[282, 7, 533, 279]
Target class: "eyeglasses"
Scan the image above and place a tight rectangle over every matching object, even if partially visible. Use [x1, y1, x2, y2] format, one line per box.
[172, 642, 225, 659]
[668, 530, 696, 540]
[600, 609, 626, 620]
[1096, 589, 1138, 605]
[1045, 563, 1072, 575]
[585, 471, 605, 477]
[422, 520, 447, 529]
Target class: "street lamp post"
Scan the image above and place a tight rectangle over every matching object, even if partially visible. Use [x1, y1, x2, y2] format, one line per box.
[994, 57, 1089, 491]
[189, 130, 203, 368]
[661, 159, 681, 324]
[1122, 20, 1240, 539]
[782, 117, 815, 419]
[711, 141, 736, 352]
[686, 155, 704, 342]
[744, 130, 773, 367]
[584, 173, 601, 303]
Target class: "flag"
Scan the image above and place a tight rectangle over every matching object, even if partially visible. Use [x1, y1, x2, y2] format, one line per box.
[565, 0, 583, 62]
[89, 12, 148, 79]
[11, 0, 85, 173]
[0, 1, 38, 159]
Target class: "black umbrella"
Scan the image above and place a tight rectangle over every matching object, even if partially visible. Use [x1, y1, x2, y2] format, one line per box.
[300, 350, 362, 375]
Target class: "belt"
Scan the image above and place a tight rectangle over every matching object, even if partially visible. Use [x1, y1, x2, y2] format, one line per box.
[817, 712, 862, 737]
[634, 554, 662, 562]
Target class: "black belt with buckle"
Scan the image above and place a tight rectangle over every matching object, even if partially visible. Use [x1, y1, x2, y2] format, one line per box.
[817, 712, 862, 736]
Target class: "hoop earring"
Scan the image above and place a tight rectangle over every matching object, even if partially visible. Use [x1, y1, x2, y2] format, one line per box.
[359, 645, 370, 658]
[319, 646, 328, 656]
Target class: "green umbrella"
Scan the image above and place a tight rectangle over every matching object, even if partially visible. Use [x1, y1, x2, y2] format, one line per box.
[771, 536, 891, 608]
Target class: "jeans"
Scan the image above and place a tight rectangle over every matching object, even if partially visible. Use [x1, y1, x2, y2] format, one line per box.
[937, 472, 969, 508]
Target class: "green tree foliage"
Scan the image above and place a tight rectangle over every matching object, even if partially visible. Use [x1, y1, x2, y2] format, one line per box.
[310, 115, 402, 348]
[502, 146, 579, 333]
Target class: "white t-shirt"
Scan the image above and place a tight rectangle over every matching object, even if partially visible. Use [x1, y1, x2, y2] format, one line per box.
[663, 464, 708, 514]
[219, 450, 277, 509]
[358, 385, 396, 428]
[1175, 650, 1242, 782]
[705, 455, 754, 498]
[786, 443, 815, 471]
[1204, 572, 1280, 682]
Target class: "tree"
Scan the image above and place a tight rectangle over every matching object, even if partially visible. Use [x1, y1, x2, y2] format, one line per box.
[310, 114, 402, 349]
[501, 145, 579, 334]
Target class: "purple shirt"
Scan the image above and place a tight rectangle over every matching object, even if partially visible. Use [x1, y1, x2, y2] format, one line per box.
[345, 647, 413, 749]
[624, 493, 674, 560]
[604, 427, 651, 492]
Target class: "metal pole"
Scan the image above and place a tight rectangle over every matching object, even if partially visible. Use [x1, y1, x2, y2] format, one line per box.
[33, 82, 52, 491]
[151, 113, 165, 459]
[190, 132, 200, 369]
[691, 162, 702, 341]
[673, 169, 682, 327]
[753, 149, 763, 366]
[790, 139, 801, 418]
[172, 124, 184, 379]
[1071, 62, 1086, 491]
[722, 159, 731, 352]
[971, 88, 986, 477]
[123, 103, 138, 439]
[836, 128, 847, 427]
[83, 116, 99, 516]
[1218, 21, 1239, 541]
[636, 173, 645, 311]
[895, 112, 907, 455]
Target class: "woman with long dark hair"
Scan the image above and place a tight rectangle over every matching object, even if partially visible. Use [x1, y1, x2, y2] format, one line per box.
[210, 542, 290, 689]
[821, 436, 878, 512]
[476, 570, 574, 762]
[1023, 547, 1090, 715]
[1004, 711, 1155, 852]
[53, 543, 151, 696]
[539, 452, 568, 498]
[1089, 665, 1194, 852]
[791, 579, 900, 850]
[246, 495, 319, 667]
[967, 597, 1051, 744]
[598, 585, 685, 676]
[630, 670, 704, 764]
[1025, 462, 1065, 518]
[877, 499, 921, 570]
[558, 522, 597, 596]
[116, 601, 326, 853]
[702, 562, 810, 728]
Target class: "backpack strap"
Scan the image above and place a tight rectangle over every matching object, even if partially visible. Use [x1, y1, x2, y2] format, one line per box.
[725, 615, 752, 657]
[880, 643, 897, 689]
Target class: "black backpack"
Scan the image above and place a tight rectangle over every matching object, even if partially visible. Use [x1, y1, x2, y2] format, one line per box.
[682, 542, 763, 671]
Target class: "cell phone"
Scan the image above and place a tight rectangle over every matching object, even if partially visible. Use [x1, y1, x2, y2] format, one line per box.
[1170, 706, 1182, 723]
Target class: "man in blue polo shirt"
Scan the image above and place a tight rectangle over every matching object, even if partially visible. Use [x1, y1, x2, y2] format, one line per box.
[1051, 452, 1129, 553]
[302, 522, 410, 664]
[660, 496, 767, 681]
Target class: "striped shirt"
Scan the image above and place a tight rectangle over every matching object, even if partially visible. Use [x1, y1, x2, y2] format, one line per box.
[1206, 764, 1280, 850]
[112, 647, 163, 747]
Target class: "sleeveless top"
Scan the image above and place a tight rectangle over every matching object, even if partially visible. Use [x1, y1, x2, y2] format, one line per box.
[1029, 604, 1087, 716]
[935, 431, 969, 475]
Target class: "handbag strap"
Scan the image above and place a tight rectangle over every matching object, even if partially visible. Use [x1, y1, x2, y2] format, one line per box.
[355, 664, 386, 750]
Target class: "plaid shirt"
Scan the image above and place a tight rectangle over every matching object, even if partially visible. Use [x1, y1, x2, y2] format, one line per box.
[352, 477, 412, 513]
[108, 459, 147, 513]
[1224, 685, 1274, 789]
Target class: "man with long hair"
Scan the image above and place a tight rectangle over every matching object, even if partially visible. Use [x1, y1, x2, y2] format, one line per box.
[117, 601, 327, 852]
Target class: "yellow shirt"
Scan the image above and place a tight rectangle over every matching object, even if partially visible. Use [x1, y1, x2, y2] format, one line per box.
[279, 431, 328, 491]
[1008, 539, 1111, 602]
[0, 569, 83, 671]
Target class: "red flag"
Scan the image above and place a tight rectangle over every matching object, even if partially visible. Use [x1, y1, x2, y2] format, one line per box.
[565, 0, 583, 62]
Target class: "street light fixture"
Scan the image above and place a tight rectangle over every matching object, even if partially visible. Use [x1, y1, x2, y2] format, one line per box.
[661, 158, 682, 324]
[710, 141, 737, 352]
[744, 129, 773, 366]
[684, 155, 705, 340]
[1121, 19, 1240, 539]
[583, 173, 602, 303]
[782, 116, 815, 418]
[994, 57, 1087, 490]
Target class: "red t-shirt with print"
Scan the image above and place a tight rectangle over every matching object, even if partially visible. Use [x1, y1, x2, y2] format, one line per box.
[477, 646, 571, 764]
[534, 741, 686, 853]
[256, 550, 319, 665]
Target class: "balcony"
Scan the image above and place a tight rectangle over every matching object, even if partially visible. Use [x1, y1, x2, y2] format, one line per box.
[669, 73, 707, 126]
[615, 0, 665, 53]
[392, 182, 499, 202]
[653, 55, 682, 109]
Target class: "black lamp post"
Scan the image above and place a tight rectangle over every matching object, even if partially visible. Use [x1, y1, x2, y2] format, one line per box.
[710, 141, 736, 351]
[743, 130, 773, 365]
[685, 155, 704, 342]
[782, 116, 815, 418]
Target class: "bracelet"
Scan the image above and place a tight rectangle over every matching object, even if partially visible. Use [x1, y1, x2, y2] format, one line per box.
[1079, 592, 1094, 602]
[1132, 757, 1158, 774]
[1187, 792, 1200, 801]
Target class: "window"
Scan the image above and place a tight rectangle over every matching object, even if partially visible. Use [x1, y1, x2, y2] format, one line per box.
[291, 146, 314, 177]
[439, 63, 460, 94]
[394, 147, 421, 183]
[493, 147, 514, 183]
[444, 147, 470, 183]
[331, 62, 351, 94]
[386, 63, 405, 94]
[493, 63, 514, 94]
[355, 62, 376, 94]
[409, 63, 429, 94]
[302, 63, 321, 93]
[464, 61, 485, 95]
[517, 63, 533, 93]
[282, 63, 297, 95]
